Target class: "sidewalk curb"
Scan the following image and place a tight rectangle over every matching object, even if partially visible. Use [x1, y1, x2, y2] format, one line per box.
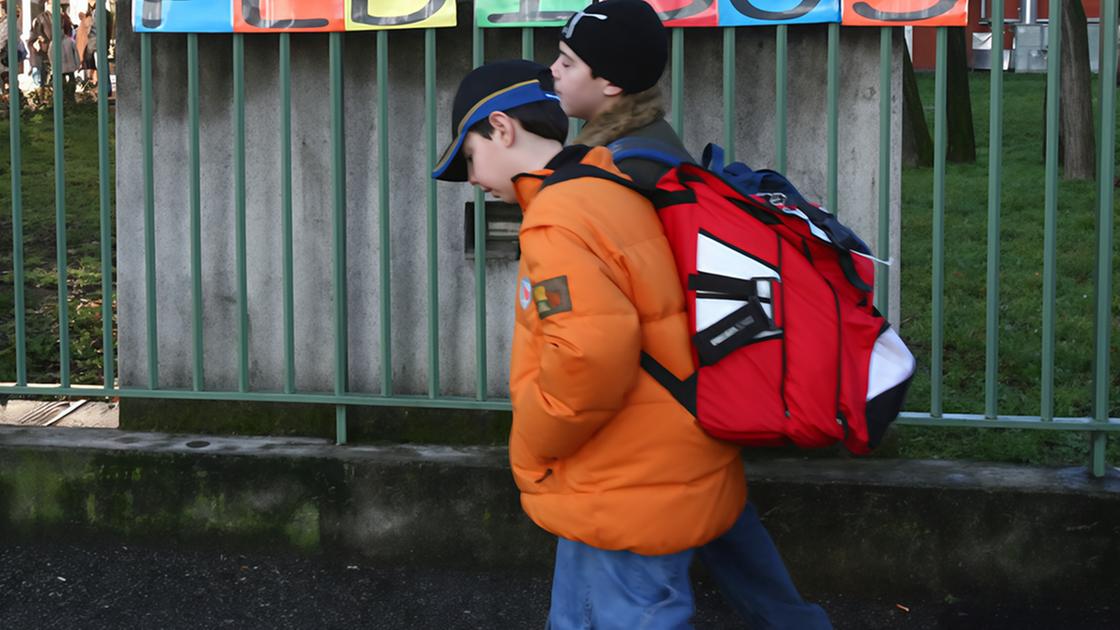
[2, 426, 1118, 603]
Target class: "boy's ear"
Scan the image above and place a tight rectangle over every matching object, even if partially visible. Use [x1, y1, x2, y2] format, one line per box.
[487, 111, 518, 147]
[601, 82, 624, 98]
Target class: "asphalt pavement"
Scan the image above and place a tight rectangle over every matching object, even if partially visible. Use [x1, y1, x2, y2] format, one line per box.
[1, 540, 1115, 629]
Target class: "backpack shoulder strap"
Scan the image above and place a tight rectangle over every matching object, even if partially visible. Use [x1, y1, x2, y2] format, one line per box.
[540, 163, 693, 210]
[607, 137, 693, 167]
[541, 163, 644, 192]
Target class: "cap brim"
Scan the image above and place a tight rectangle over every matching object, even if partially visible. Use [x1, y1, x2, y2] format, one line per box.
[432, 131, 469, 182]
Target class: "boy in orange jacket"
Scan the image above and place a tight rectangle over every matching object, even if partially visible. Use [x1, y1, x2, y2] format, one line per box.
[434, 60, 746, 628]
[547, 2, 832, 628]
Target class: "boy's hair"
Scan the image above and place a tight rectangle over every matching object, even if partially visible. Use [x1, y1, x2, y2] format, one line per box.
[468, 100, 568, 144]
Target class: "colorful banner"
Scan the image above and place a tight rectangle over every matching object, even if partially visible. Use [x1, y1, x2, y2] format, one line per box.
[136, 0, 967, 32]
[135, 0, 456, 32]
[840, 0, 968, 26]
[234, 0, 346, 32]
[134, 0, 235, 33]
[719, 0, 840, 26]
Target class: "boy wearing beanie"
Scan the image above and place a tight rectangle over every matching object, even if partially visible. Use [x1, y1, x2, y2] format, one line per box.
[551, 2, 833, 628]
[434, 60, 747, 628]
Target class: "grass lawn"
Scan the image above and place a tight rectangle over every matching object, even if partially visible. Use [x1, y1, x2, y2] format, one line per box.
[888, 71, 1120, 465]
[0, 77, 1116, 466]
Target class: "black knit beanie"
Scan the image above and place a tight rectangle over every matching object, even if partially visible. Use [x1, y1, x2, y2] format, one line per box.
[559, 0, 668, 94]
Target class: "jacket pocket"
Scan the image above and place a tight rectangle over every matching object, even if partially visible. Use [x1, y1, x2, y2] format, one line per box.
[510, 427, 560, 494]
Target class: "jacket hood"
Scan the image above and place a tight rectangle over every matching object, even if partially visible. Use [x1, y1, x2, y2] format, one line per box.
[574, 86, 666, 147]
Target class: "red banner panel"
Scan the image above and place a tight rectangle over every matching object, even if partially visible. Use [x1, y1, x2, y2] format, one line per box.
[841, 0, 968, 26]
[234, 0, 345, 32]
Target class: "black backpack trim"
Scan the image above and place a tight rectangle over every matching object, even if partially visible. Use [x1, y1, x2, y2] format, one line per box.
[640, 352, 698, 416]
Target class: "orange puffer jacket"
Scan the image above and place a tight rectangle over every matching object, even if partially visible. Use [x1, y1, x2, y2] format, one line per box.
[508, 145, 746, 555]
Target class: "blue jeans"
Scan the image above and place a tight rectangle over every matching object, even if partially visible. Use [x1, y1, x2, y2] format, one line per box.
[698, 502, 832, 629]
[547, 538, 696, 630]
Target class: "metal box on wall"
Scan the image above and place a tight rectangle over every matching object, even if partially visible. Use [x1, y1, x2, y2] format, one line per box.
[1013, 24, 1049, 73]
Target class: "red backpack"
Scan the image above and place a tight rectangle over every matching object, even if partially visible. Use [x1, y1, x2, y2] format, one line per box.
[546, 142, 915, 455]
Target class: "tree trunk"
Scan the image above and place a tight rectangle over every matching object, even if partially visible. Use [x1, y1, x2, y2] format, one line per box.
[1060, 0, 1096, 179]
[902, 45, 933, 168]
[946, 27, 976, 163]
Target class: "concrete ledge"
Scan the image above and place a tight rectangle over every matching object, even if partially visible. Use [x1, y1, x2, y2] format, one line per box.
[2, 426, 1118, 604]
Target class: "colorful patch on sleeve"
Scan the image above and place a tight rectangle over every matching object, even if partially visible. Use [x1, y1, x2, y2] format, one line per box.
[532, 276, 572, 319]
[519, 277, 533, 310]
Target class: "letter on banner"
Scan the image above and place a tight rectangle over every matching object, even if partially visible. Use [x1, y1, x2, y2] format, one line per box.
[476, 0, 586, 28]
[841, 0, 967, 26]
[648, 0, 719, 27]
[719, 0, 839, 25]
[134, 0, 235, 32]
[235, 0, 345, 31]
[345, 0, 456, 30]
[478, 0, 717, 28]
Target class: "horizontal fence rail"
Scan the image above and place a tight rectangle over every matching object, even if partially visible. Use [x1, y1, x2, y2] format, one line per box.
[1, 12, 1117, 473]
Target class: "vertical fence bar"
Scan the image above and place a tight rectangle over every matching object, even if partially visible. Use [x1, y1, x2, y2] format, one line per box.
[1091, 0, 1117, 476]
[51, 0, 69, 386]
[377, 31, 393, 396]
[775, 25, 787, 173]
[8, 0, 26, 385]
[330, 32, 349, 443]
[97, 0, 113, 390]
[522, 27, 534, 60]
[188, 34, 204, 391]
[1041, 0, 1062, 421]
[473, 22, 487, 400]
[722, 27, 735, 161]
[875, 27, 891, 318]
[985, 2, 1005, 419]
[280, 33, 296, 393]
[142, 33, 159, 389]
[826, 23, 839, 213]
[234, 34, 250, 393]
[425, 29, 440, 399]
[931, 27, 947, 417]
[671, 28, 684, 138]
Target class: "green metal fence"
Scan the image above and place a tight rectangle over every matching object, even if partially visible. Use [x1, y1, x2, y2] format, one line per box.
[2, 3, 1117, 475]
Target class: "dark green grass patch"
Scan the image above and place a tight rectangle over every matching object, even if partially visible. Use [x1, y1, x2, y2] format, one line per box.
[0, 102, 115, 385]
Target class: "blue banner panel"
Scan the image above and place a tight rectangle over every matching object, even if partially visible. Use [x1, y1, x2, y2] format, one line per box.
[134, 0, 235, 32]
[718, 0, 841, 25]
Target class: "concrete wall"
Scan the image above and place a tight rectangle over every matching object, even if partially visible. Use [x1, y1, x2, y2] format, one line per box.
[115, 2, 902, 397]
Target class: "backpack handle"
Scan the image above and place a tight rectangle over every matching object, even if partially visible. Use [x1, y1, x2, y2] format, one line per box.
[701, 143, 725, 172]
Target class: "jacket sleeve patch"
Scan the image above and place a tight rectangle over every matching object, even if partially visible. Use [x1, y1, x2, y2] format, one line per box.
[532, 276, 572, 319]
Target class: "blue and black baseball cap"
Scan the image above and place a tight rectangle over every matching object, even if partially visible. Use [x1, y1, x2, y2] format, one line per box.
[432, 59, 562, 182]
